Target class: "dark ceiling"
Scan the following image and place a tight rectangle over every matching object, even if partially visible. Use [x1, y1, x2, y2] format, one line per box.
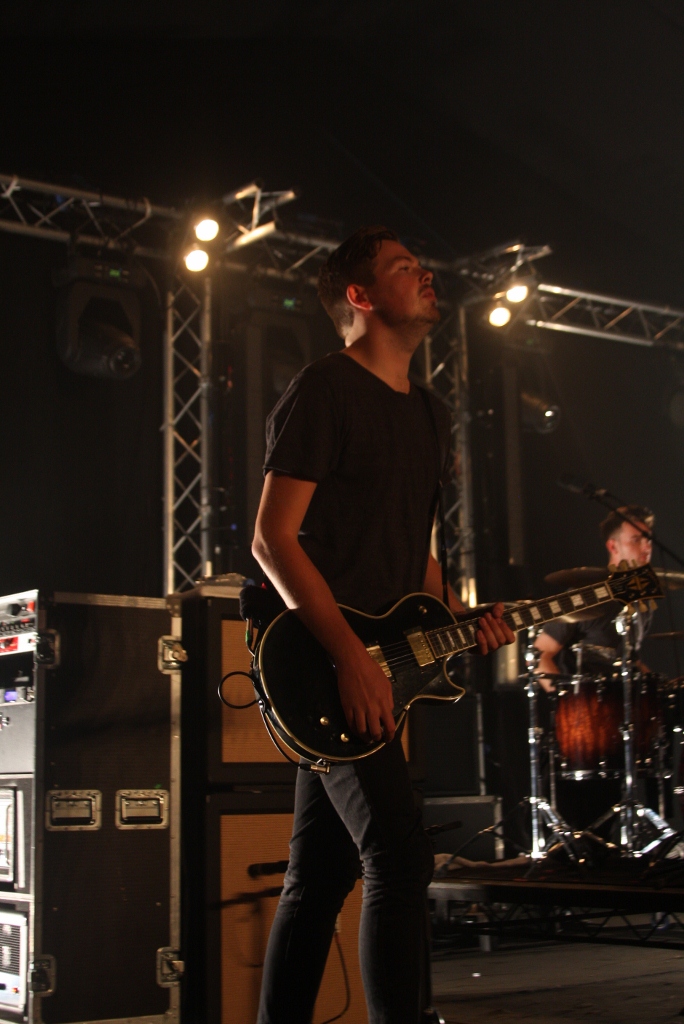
[2, 0, 684, 301]
[1, 0, 684, 617]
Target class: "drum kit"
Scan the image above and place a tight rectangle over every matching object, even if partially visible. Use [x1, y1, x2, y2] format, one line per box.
[523, 565, 684, 862]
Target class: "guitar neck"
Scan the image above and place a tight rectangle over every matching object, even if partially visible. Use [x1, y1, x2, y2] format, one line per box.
[425, 580, 618, 660]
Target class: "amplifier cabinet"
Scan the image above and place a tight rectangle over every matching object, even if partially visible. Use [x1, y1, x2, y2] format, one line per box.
[183, 790, 367, 1024]
[177, 587, 298, 786]
[412, 694, 483, 796]
[0, 590, 181, 1024]
[423, 795, 504, 862]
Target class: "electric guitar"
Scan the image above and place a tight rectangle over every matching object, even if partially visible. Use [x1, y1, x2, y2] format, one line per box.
[254, 563, 662, 765]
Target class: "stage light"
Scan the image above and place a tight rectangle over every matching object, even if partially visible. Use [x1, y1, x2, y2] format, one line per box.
[226, 221, 277, 252]
[520, 391, 561, 434]
[56, 259, 142, 380]
[506, 283, 529, 303]
[489, 305, 511, 327]
[194, 218, 219, 242]
[184, 247, 209, 272]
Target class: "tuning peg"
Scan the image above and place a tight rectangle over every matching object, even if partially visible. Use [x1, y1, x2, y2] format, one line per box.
[618, 560, 629, 571]
[649, 600, 658, 611]
[607, 563, 618, 574]
[638, 600, 647, 613]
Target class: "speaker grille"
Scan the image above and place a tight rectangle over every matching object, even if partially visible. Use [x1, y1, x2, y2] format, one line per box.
[220, 812, 366, 1024]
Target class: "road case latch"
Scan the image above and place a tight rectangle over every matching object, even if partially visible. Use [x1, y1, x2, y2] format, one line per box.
[157, 636, 187, 673]
[29, 954, 56, 995]
[34, 630, 60, 667]
[157, 947, 184, 987]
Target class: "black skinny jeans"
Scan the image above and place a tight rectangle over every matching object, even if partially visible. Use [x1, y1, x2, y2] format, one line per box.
[257, 734, 434, 1024]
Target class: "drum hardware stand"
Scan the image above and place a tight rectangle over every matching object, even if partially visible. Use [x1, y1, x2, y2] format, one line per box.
[523, 629, 583, 867]
[585, 610, 676, 857]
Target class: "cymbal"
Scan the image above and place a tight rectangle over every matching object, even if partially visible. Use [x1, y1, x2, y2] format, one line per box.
[654, 570, 684, 591]
[544, 566, 608, 589]
[544, 568, 609, 620]
[544, 565, 684, 593]
[644, 631, 684, 641]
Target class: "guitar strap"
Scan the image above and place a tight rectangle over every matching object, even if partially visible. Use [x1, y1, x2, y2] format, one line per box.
[418, 385, 450, 606]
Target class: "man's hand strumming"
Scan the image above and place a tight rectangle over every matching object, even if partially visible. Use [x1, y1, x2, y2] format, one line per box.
[335, 641, 396, 744]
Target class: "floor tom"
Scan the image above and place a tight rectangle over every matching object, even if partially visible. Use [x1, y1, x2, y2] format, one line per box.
[554, 672, 664, 779]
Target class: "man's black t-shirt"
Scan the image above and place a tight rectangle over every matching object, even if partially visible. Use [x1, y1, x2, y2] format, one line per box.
[263, 351, 451, 615]
[542, 608, 653, 676]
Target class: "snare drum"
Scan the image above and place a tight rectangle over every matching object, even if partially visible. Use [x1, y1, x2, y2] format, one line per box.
[554, 673, 664, 779]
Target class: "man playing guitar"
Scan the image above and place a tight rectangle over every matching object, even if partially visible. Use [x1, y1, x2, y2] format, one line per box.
[251, 226, 514, 1024]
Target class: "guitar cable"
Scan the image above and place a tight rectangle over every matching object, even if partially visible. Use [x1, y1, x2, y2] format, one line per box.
[218, 664, 334, 773]
[218, 669, 258, 709]
[320, 930, 351, 1024]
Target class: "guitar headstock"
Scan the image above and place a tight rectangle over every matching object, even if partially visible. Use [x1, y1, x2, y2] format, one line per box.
[606, 561, 663, 610]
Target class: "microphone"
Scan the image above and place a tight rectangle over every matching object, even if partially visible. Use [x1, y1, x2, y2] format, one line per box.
[557, 475, 606, 498]
[247, 860, 289, 879]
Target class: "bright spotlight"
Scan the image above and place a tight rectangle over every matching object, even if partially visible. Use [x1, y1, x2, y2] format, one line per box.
[194, 218, 219, 242]
[506, 283, 529, 304]
[184, 247, 209, 272]
[489, 305, 511, 327]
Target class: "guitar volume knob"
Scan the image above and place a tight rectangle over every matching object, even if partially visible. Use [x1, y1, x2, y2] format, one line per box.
[319, 716, 329, 726]
[340, 733, 350, 743]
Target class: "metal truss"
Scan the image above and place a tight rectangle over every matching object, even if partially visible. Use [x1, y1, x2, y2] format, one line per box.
[0, 173, 179, 258]
[528, 283, 684, 352]
[452, 240, 552, 300]
[423, 306, 476, 607]
[17, 172, 679, 598]
[163, 277, 212, 595]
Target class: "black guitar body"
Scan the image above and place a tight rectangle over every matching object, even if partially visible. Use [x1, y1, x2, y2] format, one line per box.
[257, 593, 463, 763]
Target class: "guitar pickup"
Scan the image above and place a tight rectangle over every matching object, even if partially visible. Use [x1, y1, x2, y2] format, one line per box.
[366, 645, 393, 679]
[404, 629, 436, 667]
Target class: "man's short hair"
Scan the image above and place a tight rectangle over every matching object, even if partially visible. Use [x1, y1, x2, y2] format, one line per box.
[600, 505, 654, 544]
[318, 225, 399, 338]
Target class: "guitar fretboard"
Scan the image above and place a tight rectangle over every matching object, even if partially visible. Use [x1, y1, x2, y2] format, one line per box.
[425, 581, 614, 659]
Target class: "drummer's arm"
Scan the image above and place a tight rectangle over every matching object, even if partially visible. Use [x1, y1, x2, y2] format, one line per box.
[533, 631, 563, 693]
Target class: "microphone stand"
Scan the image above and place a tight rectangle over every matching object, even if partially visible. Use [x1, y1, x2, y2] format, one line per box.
[578, 483, 684, 570]
[564, 480, 683, 676]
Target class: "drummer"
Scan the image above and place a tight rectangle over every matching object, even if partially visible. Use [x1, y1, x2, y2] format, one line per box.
[534, 505, 654, 690]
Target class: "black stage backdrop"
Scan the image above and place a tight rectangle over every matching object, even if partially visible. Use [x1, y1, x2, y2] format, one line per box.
[2, 36, 679, 600]
[0, 232, 164, 597]
[0, 34, 682, 684]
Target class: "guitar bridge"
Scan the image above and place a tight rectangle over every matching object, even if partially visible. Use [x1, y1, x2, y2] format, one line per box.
[366, 645, 393, 679]
[404, 629, 436, 667]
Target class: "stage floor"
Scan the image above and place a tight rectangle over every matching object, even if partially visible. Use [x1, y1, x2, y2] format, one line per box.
[432, 940, 684, 1023]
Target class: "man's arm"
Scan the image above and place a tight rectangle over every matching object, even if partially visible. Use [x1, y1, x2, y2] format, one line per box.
[422, 553, 516, 653]
[252, 471, 397, 744]
[533, 631, 563, 692]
